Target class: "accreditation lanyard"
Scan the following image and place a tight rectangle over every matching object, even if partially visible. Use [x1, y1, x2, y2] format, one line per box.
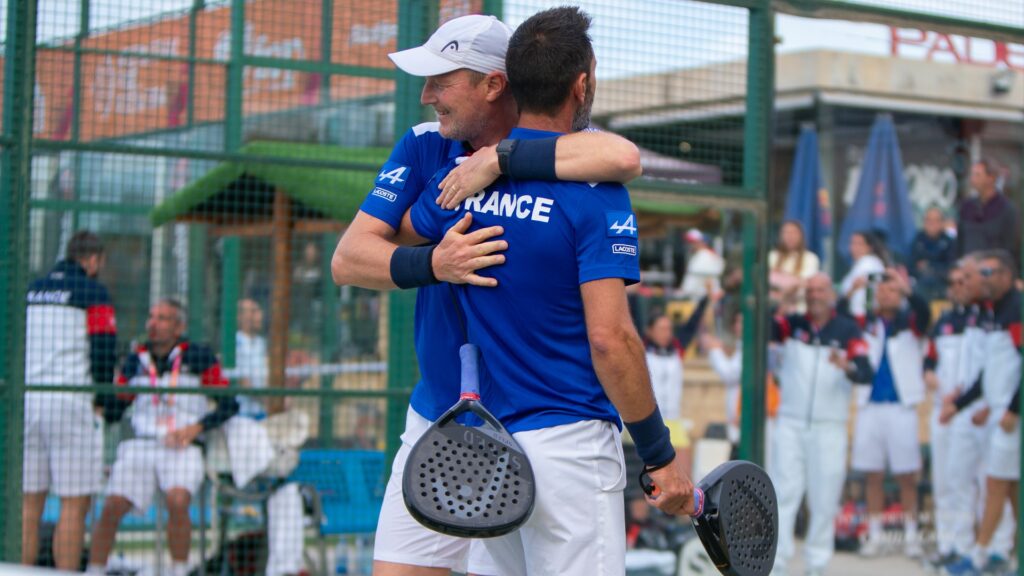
[146, 345, 183, 408]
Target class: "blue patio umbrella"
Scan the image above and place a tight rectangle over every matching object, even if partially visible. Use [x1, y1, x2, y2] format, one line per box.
[784, 125, 831, 263]
[838, 114, 916, 263]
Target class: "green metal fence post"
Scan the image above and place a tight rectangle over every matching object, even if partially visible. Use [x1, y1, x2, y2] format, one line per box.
[0, 0, 37, 560]
[385, 0, 433, 465]
[187, 226, 208, 342]
[186, 0, 205, 127]
[68, 0, 89, 231]
[320, 232, 340, 442]
[220, 237, 241, 371]
[737, 1, 774, 465]
[225, 0, 246, 152]
[320, 0, 334, 105]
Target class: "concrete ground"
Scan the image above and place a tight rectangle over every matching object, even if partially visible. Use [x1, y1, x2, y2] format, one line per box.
[788, 549, 932, 576]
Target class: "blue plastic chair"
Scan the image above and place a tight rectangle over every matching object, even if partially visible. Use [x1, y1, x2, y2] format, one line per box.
[287, 449, 387, 536]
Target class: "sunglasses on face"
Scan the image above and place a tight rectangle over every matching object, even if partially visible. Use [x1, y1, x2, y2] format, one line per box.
[979, 267, 1001, 278]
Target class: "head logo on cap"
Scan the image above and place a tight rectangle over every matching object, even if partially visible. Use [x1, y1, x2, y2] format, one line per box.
[388, 14, 513, 77]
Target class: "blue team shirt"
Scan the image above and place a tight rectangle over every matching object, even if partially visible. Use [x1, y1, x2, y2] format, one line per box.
[409, 127, 641, 434]
[869, 320, 900, 403]
[358, 122, 467, 421]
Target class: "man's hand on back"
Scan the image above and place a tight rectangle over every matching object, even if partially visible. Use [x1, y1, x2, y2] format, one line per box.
[432, 212, 507, 287]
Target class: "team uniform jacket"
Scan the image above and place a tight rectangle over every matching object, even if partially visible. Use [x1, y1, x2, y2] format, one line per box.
[924, 305, 971, 401]
[857, 293, 930, 406]
[644, 296, 708, 421]
[772, 313, 874, 422]
[106, 339, 238, 436]
[954, 290, 1023, 415]
[25, 259, 117, 396]
[410, 126, 640, 434]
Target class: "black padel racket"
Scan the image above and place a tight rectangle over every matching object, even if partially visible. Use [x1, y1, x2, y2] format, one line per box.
[642, 460, 778, 576]
[403, 343, 536, 538]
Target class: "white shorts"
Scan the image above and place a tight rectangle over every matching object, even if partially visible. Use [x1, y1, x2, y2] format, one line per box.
[986, 418, 1021, 480]
[374, 407, 498, 574]
[107, 438, 204, 511]
[23, 393, 104, 497]
[851, 403, 921, 475]
[482, 419, 627, 576]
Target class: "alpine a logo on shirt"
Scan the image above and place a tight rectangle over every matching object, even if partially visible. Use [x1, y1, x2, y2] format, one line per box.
[606, 211, 637, 238]
[376, 162, 410, 190]
[611, 244, 637, 256]
[462, 190, 554, 223]
[371, 187, 397, 203]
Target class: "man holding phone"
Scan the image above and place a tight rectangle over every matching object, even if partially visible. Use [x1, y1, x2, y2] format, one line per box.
[850, 269, 930, 558]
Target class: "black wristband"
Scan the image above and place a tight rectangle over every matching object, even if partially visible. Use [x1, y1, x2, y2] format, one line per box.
[507, 136, 558, 181]
[623, 408, 676, 468]
[390, 245, 440, 289]
[496, 138, 516, 175]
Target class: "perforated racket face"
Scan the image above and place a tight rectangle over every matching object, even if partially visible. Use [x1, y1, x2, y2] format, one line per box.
[693, 461, 777, 576]
[403, 411, 535, 538]
[716, 464, 777, 575]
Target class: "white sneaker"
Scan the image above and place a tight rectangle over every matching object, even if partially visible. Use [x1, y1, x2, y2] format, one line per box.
[859, 537, 885, 557]
[904, 537, 924, 559]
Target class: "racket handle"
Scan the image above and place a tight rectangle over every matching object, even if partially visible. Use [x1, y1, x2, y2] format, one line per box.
[459, 343, 480, 398]
[639, 472, 705, 517]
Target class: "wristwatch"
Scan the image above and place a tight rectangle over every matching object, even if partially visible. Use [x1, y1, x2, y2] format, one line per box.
[496, 138, 517, 175]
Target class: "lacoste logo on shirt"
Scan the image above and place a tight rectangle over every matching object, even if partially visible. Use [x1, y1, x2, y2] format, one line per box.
[611, 244, 637, 256]
[372, 187, 397, 203]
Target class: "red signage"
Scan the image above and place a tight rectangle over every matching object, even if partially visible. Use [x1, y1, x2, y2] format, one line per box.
[890, 27, 1024, 71]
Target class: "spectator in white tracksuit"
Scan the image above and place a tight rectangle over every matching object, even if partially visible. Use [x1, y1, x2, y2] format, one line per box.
[850, 269, 930, 558]
[932, 255, 1015, 572]
[940, 250, 1022, 575]
[770, 274, 875, 576]
[923, 265, 973, 565]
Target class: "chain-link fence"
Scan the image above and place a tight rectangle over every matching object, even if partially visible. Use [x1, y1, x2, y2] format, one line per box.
[1, 0, 1022, 574]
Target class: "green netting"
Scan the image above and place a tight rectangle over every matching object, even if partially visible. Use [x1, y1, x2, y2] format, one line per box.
[1, 0, 1022, 573]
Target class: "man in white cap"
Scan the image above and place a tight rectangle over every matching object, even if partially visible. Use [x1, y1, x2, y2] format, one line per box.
[331, 11, 643, 576]
[678, 228, 723, 299]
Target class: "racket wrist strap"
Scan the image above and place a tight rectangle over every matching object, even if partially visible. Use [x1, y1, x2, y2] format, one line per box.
[624, 408, 676, 469]
[505, 137, 558, 181]
[391, 245, 439, 289]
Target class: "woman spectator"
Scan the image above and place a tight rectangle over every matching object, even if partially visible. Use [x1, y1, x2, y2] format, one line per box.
[840, 230, 888, 318]
[643, 283, 716, 475]
[768, 220, 821, 313]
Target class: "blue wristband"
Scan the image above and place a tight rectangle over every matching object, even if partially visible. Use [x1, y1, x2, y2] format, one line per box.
[390, 245, 439, 289]
[623, 408, 676, 468]
[507, 136, 558, 181]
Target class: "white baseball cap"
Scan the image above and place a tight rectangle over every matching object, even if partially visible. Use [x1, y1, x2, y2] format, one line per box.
[388, 14, 513, 77]
[684, 228, 705, 244]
